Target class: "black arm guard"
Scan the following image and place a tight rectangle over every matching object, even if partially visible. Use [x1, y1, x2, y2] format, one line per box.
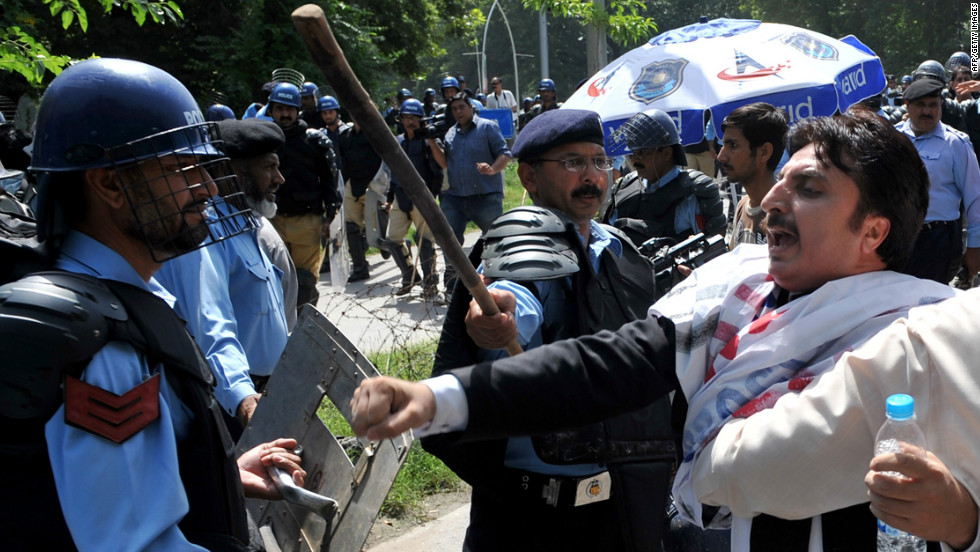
[690, 170, 727, 237]
[0, 272, 128, 419]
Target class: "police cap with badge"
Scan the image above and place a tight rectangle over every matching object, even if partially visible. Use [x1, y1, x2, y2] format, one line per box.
[483, 109, 605, 281]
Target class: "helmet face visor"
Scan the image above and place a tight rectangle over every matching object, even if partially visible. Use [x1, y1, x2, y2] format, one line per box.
[108, 122, 256, 262]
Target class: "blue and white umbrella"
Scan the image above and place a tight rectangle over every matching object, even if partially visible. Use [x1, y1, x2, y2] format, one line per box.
[562, 18, 886, 154]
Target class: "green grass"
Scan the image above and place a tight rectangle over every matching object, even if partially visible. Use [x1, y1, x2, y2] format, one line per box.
[316, 339, 464, 520]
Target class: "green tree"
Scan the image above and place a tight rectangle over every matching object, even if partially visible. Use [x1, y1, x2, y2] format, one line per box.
[1, 0, 183, 87]
[525, 0, 657, 46]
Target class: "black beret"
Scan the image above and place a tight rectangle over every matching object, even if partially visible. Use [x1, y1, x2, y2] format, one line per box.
[512, 109, 605, 159]
[903, 78, 944, 102]
[217, 119, 285, 158]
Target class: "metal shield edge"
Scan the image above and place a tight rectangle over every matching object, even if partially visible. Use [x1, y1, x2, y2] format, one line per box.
[237, 305, 414, 551]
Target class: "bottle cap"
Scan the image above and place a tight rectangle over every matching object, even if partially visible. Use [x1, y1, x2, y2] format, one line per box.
[886, 394, 915, 420]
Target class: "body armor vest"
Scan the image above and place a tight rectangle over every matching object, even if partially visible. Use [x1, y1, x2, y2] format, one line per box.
[276, 120, 334, 216]
[393, 134, 442, 212]
[607, 169, 721, 245]
[0, 272, 248, 551]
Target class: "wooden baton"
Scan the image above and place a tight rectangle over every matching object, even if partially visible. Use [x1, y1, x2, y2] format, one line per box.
[291, 4, 523, 357]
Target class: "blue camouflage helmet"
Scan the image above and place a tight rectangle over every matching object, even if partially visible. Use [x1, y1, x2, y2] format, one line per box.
[268, 83, 302, 108]
[947, 51, 971, 72]
[912, 60, 948, 85]
[317, 95, 340, 112]
[398, 98, 425, 117]
[538, 78, 557, 91]
[613, 108, 687, 166]
[206, 103, 236, 122]
[301, 81, 318, 97]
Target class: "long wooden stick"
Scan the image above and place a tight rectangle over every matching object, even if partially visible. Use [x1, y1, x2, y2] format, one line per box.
[292, 4, 522, 356]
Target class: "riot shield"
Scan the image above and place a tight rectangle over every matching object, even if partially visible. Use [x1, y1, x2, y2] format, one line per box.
[364, 165, 390, 249]
[327, 202, 349, 289]
[237, 306, 413, 552]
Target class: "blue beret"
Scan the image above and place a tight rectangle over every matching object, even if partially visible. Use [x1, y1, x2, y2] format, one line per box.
[217, 119, 285, 158]
[512, 109, 605, 159]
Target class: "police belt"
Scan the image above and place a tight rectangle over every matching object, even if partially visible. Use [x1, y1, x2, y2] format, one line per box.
[922, 219, 958, 231]
[511, 468, 613, 508]
[276, 209, 323, 218]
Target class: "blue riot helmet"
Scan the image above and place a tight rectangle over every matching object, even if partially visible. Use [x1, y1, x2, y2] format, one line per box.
[538, 78, 557, 92]
[30, 58, 253, 256]
[912, 60, 948, 85]
[476, 93, 486, 104]
[901, 75, 912, 86]
[317, 95, 340, 112]
[613, 108, 688, 166]
[268, 83, 302, 108]
[397, 88, 413, 101]
[440, 76, 460, 93]
[424, 88, 437, 99]
[523, 97, 533, 107]
[398, 98, 426, 118]
[206, 103, 236, 121]
[300, 81, 318, 110]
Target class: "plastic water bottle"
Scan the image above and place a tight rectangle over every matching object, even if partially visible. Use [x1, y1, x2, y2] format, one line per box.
[874, 394, 927, 552]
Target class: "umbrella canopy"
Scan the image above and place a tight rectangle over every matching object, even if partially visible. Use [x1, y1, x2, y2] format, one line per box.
[563, 18, 886, 154]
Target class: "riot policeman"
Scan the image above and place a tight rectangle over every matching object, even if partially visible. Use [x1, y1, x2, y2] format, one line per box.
[267, 82, 341, 303]
[0, 58, 304, 551]
[601, 108, 726, 248]
[423, 109, 675, 552]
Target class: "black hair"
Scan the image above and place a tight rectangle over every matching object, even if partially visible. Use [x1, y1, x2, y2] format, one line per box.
[721, 103, 789, 171]
[788, 108, 928, 271]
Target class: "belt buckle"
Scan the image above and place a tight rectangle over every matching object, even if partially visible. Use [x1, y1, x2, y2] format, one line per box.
[573, 471, 612, 507]
[542, 478, 561, 507]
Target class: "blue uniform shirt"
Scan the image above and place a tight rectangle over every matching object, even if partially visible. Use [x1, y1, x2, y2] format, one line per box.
[442, 117, 511, 197]
[897, 120, 980, 247]
[48, 231, 208, 551]
[480, 220, 621, 477]
[156, 198, 290, 415]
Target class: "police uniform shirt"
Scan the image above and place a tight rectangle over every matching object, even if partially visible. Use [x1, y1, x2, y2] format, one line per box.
[156, 197, 290, 415]
[48, 230, 209, 551]
[422, 220, 623, 449]
[897, 119, 980, 247]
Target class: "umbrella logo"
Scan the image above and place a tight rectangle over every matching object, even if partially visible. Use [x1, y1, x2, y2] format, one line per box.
[779, 32, 839, 60]
[718, 50, 789, 81]
[629, 59, 688, 104]
[588, 62, 627, 98]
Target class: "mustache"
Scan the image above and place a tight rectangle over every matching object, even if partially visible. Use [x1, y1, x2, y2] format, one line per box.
[571, 184, 603, 197]
[765, 211, 797, 234]
[182, 198, 210, 214]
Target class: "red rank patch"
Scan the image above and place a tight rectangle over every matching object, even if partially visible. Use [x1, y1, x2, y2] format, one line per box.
[64, 374, 161, 444]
